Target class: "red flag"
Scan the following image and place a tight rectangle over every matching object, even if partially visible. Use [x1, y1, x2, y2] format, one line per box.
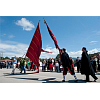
[44, 19, 61, 51]
[41, 48, 52, 53]
[26, 23, 42, 73]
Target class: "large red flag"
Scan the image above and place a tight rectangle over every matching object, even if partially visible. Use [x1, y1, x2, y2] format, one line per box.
[26, 23, 42, 73]
[44, 19, 61, 51]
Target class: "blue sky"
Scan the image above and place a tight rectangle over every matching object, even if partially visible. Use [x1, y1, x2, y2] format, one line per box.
[0, 16, 100, 58]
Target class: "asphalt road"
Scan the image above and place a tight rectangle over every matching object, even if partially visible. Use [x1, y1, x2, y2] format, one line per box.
[0, 67, 100, 83]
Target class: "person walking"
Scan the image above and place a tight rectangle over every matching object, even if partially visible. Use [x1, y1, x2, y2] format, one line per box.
[61, 48, 78, 82]
[11, 56, 17, 74]
[20, 58, 26, 74]
[81, 47, 98, 82]
[20, 59, 23, 71]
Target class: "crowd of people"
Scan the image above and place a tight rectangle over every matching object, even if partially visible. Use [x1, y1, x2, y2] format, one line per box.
[0, 61, 13, 69]
[0, 57, 37, 74]
[11, 57, 37, 74]
[41, 57, 74, 73]
[75, 54, 100, 73]
[41, 47, 100, 82]
[0, 47, 100, 82]
[41, 58, 61, 72]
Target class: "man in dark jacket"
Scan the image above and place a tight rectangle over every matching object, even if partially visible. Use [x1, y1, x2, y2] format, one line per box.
[76, 57, 81, 73]
[61, 48, 78, 82]
[81, 47, 98, 82]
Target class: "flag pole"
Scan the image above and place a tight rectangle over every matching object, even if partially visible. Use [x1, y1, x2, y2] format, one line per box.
[22, 54, 25, 58]
[37, 20, 41, 73]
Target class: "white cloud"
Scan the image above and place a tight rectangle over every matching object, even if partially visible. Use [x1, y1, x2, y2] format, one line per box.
[88, 48, 100, 54]
[68, 48, 100, 58]
[40, 46, 59, 59]
[0, 40, 100, 59]
[0, 40, 28, 58]
[68, 50, 82, 57]
[15, 18, 35, 31]
[89, 41, 98, 45]
[89, 41, 98, 43]
[8, 35, 15, 38]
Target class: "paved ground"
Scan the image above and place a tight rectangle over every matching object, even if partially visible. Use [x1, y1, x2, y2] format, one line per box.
[0, 67, 100, 83]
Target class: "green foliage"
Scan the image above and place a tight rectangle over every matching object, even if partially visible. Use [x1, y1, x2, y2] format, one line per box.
[4, 56, 10, 59]
[11, 57, 15, 60]
[0, 57, 4, 60]
[89, 52, 100, 57]
[56, 54, 60, 60]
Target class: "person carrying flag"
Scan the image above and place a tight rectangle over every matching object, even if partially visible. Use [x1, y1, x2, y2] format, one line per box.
[61, 48, 78, 82]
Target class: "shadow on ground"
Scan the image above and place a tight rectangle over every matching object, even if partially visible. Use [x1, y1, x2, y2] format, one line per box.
[10, 77, 39, 81]
[39, 78, 62, 83]
[41, 79, 88, 83]
[3, 74, 96, 83]
[8, 77, 91, 83]
[3, 72, 36, 76]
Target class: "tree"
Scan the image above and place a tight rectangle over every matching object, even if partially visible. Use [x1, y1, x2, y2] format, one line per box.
[0, 57, 4, 60]
[56, 54, 60, 59]
[4, 56, 10, 59]
[11, 57, 15, 60]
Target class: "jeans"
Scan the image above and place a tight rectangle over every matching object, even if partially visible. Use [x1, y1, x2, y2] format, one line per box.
[42, 66, 44, 71]
[27, 65, 31, 70]
[12, 64, 16, 74]
[10, 65, 13, 68]
[55, 66, 59, 72]
[21, 65, 26, 73]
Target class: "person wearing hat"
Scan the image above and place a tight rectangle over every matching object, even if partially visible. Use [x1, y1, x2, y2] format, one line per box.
[61, 48, 78, 82]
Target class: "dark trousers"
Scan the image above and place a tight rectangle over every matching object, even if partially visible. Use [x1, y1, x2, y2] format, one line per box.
[77, 66, 80, 72]
[86, 74, 89, 81]
[0, 65, 2, 69]
[93, 66, 96, 72]
[86, 74, 98, 81]
[59, 66, 61, 72]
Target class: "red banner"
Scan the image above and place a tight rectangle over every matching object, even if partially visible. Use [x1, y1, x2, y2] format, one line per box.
[41, 49, 52, 53]
[26, 23, 42, 73]
[44, 19, 61, 51]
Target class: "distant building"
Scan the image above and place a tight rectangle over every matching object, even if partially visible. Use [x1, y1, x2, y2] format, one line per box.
[0, 59, 13, 62]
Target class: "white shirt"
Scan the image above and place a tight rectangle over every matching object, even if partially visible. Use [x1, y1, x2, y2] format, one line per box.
[55, 63, 59, 67]
[18, 62, 20, 65]
[42, 63, 45, 66]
